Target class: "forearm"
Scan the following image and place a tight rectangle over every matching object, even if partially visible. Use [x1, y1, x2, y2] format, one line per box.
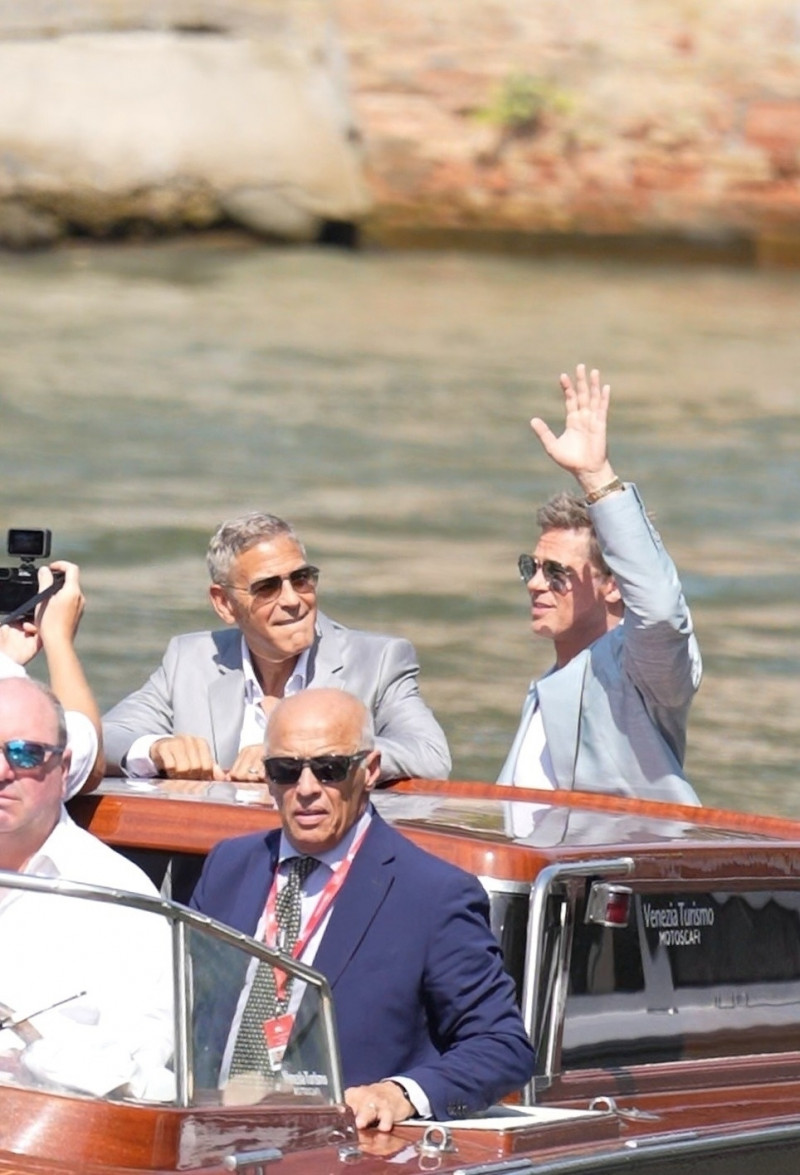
[373, 641, 451, 781]
[591, 484, 701, 705]
[102, 665, 176, 773]
[374, 725, 451, 782]
[590, 483, 691, 627]
[44, 638, 101, 730]
[415, 879, 536, 1119]
[43, 637, 105, 789]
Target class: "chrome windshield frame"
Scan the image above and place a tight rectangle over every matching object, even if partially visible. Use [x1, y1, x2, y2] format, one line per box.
[521, 856, 634, 1102]
[0, 868, 344, 1107]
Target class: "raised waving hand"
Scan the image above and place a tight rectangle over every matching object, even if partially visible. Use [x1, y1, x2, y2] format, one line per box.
[530, 363, 617, 495]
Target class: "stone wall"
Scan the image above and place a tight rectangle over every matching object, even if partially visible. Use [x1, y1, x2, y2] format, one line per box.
[3, 0, 800, 251]
[335, 0, 800, 256]
[0, 0, 369, 246]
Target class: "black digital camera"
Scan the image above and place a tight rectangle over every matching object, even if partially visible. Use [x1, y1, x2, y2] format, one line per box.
[0, 529, 63, 618]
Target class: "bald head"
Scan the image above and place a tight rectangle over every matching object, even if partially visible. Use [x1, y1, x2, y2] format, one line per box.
[0, 676, 66, 745]
[0, 675, 70, 870]
[265, 689, 380, 855]
[266, 689, 375, 758]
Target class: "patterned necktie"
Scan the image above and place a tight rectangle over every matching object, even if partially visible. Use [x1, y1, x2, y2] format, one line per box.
[229, 855, 319, 1077]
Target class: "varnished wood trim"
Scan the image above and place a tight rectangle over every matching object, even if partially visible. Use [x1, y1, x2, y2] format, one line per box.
[0, 1084, 351, 1171]
[70, 793, 281, 855]
[393, 778, 800, 840]
[69, 778, 800, 887]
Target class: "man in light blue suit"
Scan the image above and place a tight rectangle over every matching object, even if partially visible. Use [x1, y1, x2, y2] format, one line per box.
[191, 689, 534, 1130]
[497, 364, 702, 806]
[103, 512, 450, 785]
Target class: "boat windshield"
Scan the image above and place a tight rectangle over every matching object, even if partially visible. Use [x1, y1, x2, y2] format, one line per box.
[0, 870, 342, 1108]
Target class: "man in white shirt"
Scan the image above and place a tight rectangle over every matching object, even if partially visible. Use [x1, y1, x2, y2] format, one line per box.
[0, 676, 172, 1098]
[0, 560, 103, 798]
[497, 365, 702, 805]
[103, 512, 450, 785]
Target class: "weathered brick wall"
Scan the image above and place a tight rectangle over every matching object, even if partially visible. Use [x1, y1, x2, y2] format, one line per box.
[335, 0, 800, 251]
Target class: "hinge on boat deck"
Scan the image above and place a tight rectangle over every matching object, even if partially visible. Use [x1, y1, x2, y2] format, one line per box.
[328, 1124, 363, 1162]
[416, 1123, 457, 1156]
[589, 1095, 661, 1123]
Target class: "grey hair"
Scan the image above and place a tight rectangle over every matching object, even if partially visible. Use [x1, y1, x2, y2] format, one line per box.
[0, 676, 68, 747]
[536, 491, 611, 577]
[206, 512, 306, 584]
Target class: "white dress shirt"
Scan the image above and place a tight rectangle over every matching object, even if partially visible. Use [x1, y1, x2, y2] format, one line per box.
[0, 809, 173, 1099]
[504, 703, 557, 790]
[238, 639, 310, 748]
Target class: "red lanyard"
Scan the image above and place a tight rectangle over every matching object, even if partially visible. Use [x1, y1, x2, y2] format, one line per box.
[264, 825, 368, 998]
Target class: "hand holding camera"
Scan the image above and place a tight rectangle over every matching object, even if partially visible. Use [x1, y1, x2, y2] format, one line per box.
[0, 532, 83, 670]
[36, 560, 85, 642]
[0, 529, 102, 794]
[0, 558, 84, 668]
[0, 529, 66, 628]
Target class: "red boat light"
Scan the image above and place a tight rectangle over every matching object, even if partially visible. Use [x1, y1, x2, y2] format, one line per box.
[584, 882, 633, 928]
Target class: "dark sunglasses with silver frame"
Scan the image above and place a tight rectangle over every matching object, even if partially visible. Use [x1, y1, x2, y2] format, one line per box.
[518, 553, 573, 593]
[263, 751, 369, 787]
[223, 564, 320, 603]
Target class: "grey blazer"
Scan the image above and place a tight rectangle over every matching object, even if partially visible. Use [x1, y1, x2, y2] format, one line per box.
[103, 611, 451, 782]
[497, 485, 702, 806]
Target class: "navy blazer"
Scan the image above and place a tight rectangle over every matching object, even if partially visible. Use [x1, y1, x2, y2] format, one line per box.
[190, 812, 535, 1119]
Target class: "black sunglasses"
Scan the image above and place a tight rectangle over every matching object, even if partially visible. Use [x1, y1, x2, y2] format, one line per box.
[225, 565, 320, 604]
[0, 739, 65, 771]
[518, 553, 572, 593]
[263, 752, 369, 787]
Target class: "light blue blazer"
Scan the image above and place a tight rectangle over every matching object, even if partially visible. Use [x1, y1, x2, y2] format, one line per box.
[497, 485, 702, 806]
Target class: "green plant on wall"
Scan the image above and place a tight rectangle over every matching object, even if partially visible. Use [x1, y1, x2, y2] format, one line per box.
[477, 72, 573, 138]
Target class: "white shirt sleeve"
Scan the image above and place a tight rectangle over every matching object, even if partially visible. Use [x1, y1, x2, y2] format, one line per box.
[120, 735, 160, 779]
[63, 711, 99, 799]
[0, 651, 27, 679]
[388, 1075, 431, 1119]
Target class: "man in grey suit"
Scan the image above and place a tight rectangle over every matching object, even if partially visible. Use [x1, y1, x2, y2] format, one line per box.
[497, 364, 702, 806]
[103, 513, 450, 785]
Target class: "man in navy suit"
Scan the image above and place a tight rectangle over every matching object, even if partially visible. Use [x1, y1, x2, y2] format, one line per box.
[191, 688, 534, 1130]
